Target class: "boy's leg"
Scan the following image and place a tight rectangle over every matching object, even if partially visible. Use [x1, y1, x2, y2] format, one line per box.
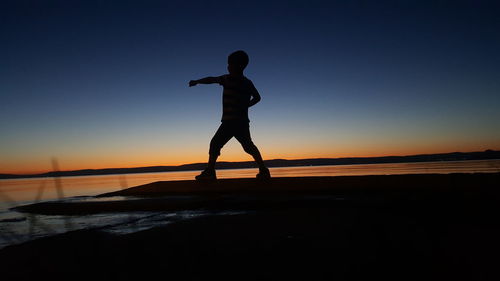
[206, 154, 218, 171]
[248, 146, 266, 170]
[234, 123, 267, 170]
[207, 122, 233, 170]
[197, 123, 233, 180]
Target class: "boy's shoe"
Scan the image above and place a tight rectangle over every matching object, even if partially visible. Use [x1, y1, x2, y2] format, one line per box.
[195, 169, 217, 181]
[256, 167, 271, 180]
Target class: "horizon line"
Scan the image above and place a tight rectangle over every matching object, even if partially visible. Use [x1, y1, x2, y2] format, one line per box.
[1, 149, 498, 177]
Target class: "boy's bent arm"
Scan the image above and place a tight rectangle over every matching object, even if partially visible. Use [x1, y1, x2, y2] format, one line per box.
[189, 76, 219, 87]
[248, 81, 261, 107]
[249, 91, 261, 107]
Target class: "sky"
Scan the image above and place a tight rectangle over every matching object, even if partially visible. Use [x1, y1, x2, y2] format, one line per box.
[1, 0, 500, 174]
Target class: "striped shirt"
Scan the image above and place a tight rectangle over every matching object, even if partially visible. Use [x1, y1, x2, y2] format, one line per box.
[216, 74, 259, 122]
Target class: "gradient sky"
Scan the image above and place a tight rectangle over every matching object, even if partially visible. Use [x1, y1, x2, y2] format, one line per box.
[1, 0, 500, 174]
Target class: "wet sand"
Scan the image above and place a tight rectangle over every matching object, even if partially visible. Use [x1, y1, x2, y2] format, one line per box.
[2, 173, 500, 280]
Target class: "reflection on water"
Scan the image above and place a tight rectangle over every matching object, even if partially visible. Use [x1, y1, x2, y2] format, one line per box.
[0, 160, 500, 248]
[0, 159, 499, 249]
[0, 209, 246, 248]
[1, 160, 499, 209]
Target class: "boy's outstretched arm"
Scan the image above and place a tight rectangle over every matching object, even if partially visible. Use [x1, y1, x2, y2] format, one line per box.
[189, 77, 219, 87]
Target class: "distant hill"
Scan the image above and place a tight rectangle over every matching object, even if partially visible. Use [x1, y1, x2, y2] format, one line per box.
[1, 150, 499, 180]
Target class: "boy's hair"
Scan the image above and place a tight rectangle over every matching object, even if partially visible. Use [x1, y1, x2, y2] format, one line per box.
[228, 50, 249, 70]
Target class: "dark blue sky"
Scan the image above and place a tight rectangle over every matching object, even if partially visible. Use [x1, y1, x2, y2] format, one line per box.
[1, 0, 499, 173]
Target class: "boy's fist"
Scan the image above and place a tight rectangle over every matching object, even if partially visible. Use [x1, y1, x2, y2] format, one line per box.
[189, 80, 197, 87]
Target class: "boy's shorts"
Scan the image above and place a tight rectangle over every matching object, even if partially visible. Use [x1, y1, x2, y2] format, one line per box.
[209, 120, 258, 156]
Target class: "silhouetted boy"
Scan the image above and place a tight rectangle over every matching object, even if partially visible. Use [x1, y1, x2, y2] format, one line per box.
[189, 50, 271, 181]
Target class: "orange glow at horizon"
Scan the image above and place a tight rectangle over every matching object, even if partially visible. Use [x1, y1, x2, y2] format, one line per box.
[2, 141, 499, 175]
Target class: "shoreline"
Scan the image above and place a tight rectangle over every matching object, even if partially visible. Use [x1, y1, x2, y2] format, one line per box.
[2, 173, 500, 280]
[2, 150, 499, 179]
[9, 173, 500, 216]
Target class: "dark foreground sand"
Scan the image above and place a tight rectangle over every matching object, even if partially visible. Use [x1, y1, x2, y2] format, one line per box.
[2, 173, 500, 280]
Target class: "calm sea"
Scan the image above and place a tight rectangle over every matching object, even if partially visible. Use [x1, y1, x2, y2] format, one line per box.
[0, 159, 499, 248]
[1, 159, 499, 208]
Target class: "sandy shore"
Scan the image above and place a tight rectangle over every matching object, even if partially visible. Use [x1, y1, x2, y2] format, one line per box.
[2, 173, 500, 280]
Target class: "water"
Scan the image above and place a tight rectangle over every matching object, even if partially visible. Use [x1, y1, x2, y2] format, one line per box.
[1, 160, 499, 207]
[1, 159, 499, 248]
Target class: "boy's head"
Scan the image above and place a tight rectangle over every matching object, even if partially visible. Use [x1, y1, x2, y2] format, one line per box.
[227, 50, 249, 74]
